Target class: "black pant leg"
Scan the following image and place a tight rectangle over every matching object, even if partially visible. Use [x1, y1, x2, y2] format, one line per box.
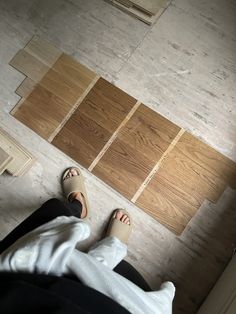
[114, 260, 151, 291]
[0, 198, 82, 254]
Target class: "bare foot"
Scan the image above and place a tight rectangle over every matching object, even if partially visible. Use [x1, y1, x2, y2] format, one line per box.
[114, 210, 130, 225]
[64, 168, 87, 219]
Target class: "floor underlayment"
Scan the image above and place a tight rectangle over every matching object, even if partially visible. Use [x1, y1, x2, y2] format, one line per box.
[9, 36, 236, 236]
[0, 0, 236, 313]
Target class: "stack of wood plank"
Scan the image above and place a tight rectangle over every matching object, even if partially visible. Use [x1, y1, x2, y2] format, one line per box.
[106, 0, 171, 25]
[0, 128, 35, 176]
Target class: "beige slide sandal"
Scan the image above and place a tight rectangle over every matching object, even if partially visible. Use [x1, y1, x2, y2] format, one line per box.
[62, 167, 90, 218]
[106, 209, 132, 244]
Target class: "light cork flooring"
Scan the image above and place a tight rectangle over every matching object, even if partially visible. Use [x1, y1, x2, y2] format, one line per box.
[0, 0, 236, 313]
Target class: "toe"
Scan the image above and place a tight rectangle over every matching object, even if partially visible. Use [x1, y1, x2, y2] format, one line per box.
[124, 217, 130, 225]
[121, 214, 127, 222]
[115, 210, 123, 220]
[70, 168, 78, 176]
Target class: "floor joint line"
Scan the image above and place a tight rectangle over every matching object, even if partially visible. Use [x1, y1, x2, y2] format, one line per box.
[88, 100, 141, 172]
[48, 75, 100, 142]
[131, 128, 185, 203]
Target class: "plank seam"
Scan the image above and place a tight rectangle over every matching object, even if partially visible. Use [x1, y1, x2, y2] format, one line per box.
[88, 100, 141, 172]
[131, 128, 185, 203]
[47, 75, 100, 142]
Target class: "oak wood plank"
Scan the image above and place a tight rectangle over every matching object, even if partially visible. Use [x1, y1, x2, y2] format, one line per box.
[135, 132, 236, 235]
[79, 78, 137, 134]
[52, 111, 110, 168]
[118, 104, 181, 164]
[92, 103, 181, 200]
[177, 133, 236, 190]
[135, 176, 197, 235]
[52, 77, 137, 168]
[51, 53, 97, 90]
[12, 85, 72, 140]
[92, 138, 152, 199]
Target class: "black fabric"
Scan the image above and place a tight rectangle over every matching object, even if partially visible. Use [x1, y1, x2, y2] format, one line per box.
[0, 272, 130, 314]
[0, 198, 82, 254]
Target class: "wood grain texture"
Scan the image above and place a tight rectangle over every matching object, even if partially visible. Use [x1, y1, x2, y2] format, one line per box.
[118, 104, 181, 163]
[12, 53, 97, 141]
[93, 137, 153, 198]
[52, 110, 111, 168]
[13, 85, 71, 140]
[52, 77, 137, 168]
[92, 104, 180, 199]
[40, 54, 97, 105]
[136, 132, 236, 234]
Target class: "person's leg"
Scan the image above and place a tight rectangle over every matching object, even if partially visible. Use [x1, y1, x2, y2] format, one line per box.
[114, 261, 151, 291]
[87, 210, 130, 269]
[0, 198, 82, 254]
[88, 236, 127, 269]
[0, 167, 88, 254]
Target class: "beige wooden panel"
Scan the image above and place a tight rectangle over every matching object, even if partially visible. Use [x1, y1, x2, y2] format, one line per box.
[15, 77, 36, 98]
[9, 49, 49, 81]
[24, 36, 62, 66]
[0, 147, 13, 175]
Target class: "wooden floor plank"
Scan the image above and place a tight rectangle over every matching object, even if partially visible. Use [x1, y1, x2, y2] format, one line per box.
[52, 77, 137, 168]
[92, 138, 153, 198]
[9, 49, 49, 81]
[12, 85, 72, 140]
[92, 104, 181, 199]
[118, 104, 181, 164]
[24, 36, 62, 66]
[12, 54, 98, 141]
[15, 77, 36, 99]
[176, 132, 236, 190]
[52, 54, 97, 90]
[52, 110, 111, 168]
[135, 175, 197, 235]
[135, 132, 236, 234]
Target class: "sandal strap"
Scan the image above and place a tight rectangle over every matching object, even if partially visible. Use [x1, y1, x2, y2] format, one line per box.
[62, 167, 90, 218]
[107, 209, 132, 244]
